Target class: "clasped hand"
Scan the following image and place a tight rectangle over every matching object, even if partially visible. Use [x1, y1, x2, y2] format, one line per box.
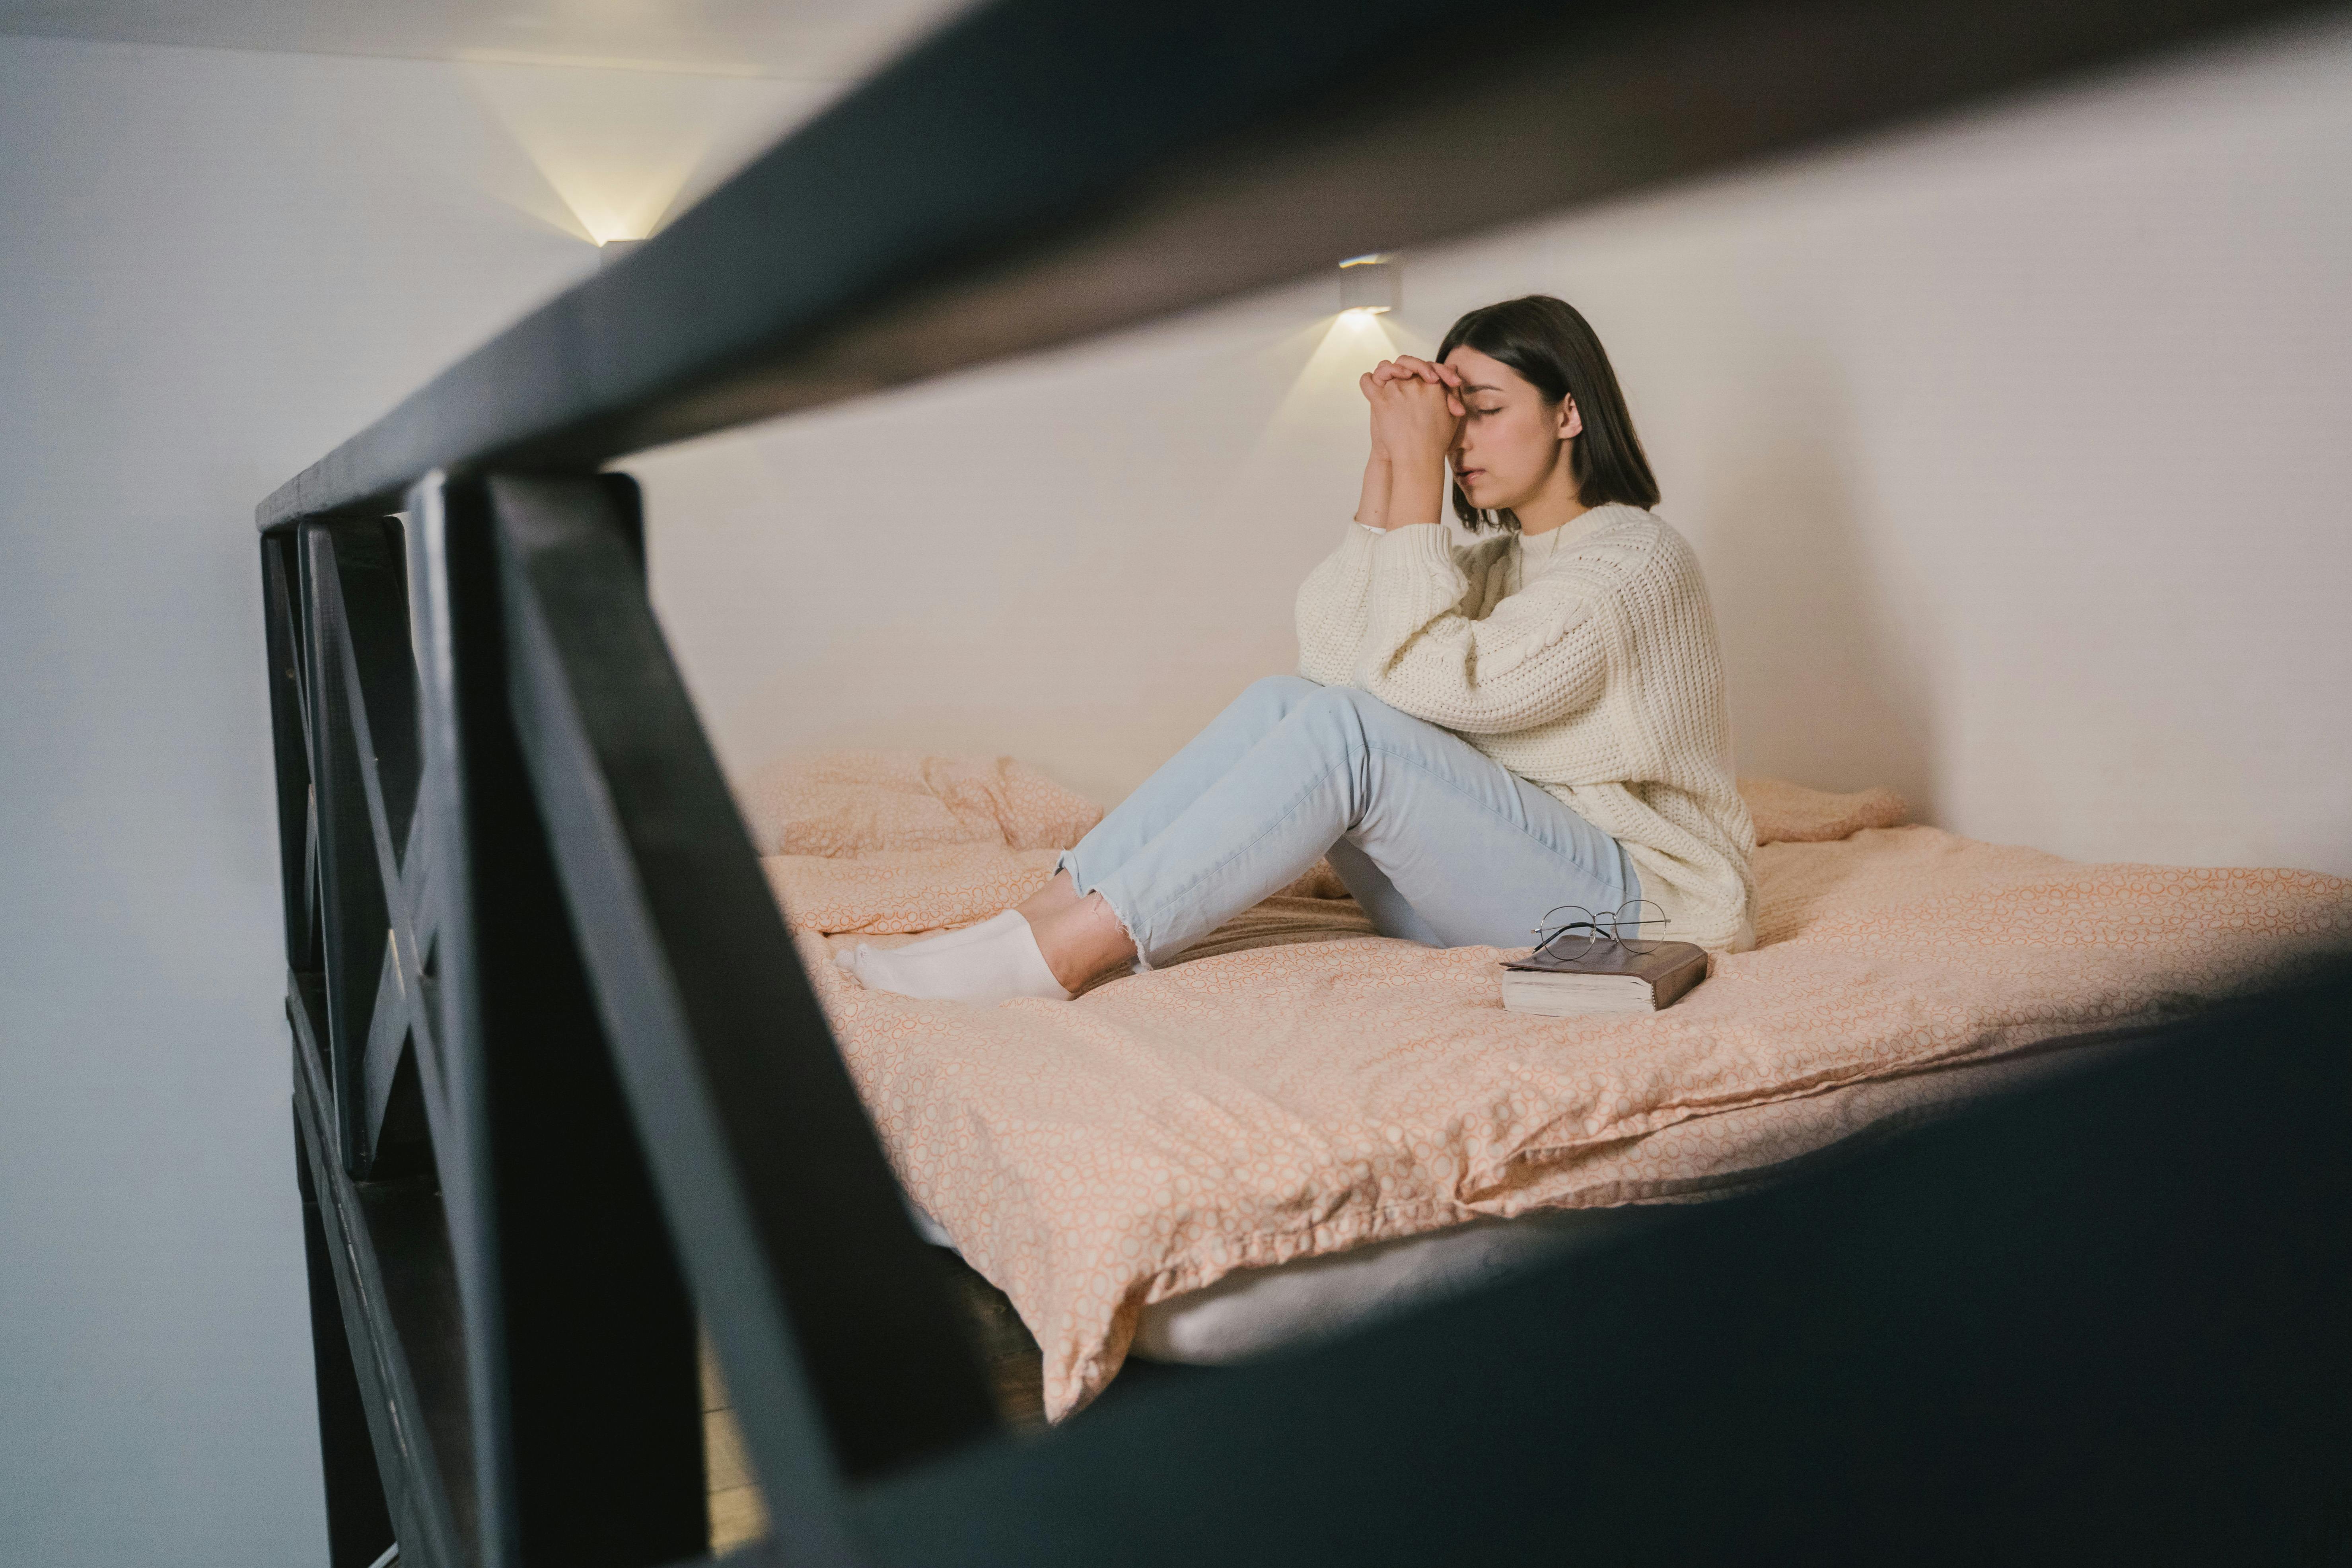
[1353, 355, 1462, 531]
[1359, 355, 1464, 467]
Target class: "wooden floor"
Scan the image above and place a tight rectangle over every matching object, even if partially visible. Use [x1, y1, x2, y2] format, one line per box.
[701, 1250, 1049, 1553]
[699, 1345, 769, 1554]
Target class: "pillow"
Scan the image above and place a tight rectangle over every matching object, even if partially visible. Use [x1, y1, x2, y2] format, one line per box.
[736, 751, 1103, 858]
[1738, 777, 1910, 845]
[739, 751, 1904, 861]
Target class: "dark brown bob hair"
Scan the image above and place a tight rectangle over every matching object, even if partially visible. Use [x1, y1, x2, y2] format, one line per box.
[1436, 294, 1660, 529]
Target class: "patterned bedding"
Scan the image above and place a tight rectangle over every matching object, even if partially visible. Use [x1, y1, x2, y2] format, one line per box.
[742, 751, 2352, 1418]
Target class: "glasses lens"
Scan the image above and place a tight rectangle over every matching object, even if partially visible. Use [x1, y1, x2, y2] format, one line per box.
[1612, 899, 1663, 954]
[1536, 906, 1599, 961]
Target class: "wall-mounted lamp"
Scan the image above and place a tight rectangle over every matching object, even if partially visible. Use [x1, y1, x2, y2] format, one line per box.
[1338, 253, 1398, 315]
[598, 238, 647, 269]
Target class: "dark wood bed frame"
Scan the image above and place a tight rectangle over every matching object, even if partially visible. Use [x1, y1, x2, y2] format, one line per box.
[257, 1, 2350, 1563]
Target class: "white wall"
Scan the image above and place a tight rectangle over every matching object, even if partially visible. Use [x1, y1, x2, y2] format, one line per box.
[0, 36, 813, 1564]
[644, 15, 2352, 877]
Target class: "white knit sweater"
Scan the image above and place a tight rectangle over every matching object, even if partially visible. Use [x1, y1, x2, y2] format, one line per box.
[1296, 506, 1757, 952]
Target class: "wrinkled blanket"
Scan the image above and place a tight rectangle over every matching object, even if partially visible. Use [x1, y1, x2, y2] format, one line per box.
[742, 751, 2352, 1418]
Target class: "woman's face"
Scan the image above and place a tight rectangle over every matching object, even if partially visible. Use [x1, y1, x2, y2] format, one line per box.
[1440, 345, 1580, 514]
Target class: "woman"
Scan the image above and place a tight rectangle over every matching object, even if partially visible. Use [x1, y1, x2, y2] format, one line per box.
[842, 294, 1755, 1006]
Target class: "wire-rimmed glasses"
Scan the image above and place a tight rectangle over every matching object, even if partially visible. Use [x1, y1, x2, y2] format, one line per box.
[1530, 899, 1667, 963]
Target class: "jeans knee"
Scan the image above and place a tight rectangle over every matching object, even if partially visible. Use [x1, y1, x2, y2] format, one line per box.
[1236, 673, 1320, 718]
[1292, 683, 1394, 757]
[1303, 682, 1405, 729]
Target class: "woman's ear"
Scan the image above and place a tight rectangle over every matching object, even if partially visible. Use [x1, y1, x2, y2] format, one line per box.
[1558, 398, 1584, 440]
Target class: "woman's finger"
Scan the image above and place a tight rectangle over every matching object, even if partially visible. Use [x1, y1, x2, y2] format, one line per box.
[1402, 354, 1463, 389]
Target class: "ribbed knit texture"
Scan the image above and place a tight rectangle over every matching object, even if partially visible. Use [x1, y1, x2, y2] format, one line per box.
[1296, 506, 1757, 951]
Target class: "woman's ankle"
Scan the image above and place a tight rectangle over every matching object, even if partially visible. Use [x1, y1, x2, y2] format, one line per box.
[1026, 893, 1137, 992]
[1016, 869, 1083, 923]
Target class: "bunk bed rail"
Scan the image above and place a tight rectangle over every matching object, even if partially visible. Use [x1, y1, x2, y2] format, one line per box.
[258, 0, 2347, 1564]
[482, 473, 1002, 1530]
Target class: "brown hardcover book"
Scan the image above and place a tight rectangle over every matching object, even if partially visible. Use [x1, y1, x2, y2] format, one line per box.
[1498, 940, 1710, 1017]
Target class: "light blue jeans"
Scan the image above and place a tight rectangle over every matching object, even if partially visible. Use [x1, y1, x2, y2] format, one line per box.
[1059, 675, 1638, 967]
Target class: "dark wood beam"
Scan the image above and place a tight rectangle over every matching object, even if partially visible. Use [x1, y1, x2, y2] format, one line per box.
[485, 473, 999, 1550]
[259, 0, 2327, 531]
[305, 520, 445, 1170]
[403, 473, 710, 1568]
[261, 535, 320, 972]
[301, 527, 395, 1175]
[317, 521, 423, 879]
[295, 1099, 398, 1568]
[360, 944, 410, 1159]
[291, 974, 479, 1568]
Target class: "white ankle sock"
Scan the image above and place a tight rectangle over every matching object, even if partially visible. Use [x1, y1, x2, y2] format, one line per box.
[831, 911, 1017, 985]
[836, 910, 1072, 1005]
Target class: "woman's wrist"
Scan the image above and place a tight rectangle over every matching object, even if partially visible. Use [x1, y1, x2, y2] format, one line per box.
[1358, 364, 1462, 528]
[1385, 451, 1449, 532]
[1354, 452, 1394, 528]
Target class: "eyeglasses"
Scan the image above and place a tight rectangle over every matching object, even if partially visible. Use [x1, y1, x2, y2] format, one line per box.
[1531, 899, 1667, 963]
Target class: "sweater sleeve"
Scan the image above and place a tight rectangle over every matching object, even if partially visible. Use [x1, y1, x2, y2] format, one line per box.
[1353, 522, 1613, 735]
[1294, 524, 1381, 685]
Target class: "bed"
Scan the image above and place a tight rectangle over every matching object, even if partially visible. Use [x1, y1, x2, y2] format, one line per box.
[742, 750, 2352, 1418]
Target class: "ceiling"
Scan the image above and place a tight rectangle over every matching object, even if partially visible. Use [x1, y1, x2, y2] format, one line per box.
[0, 0, 976, 79]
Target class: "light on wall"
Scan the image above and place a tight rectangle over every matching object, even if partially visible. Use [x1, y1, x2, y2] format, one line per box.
[457, 63, 835, 249]
[1338, 253, 1398, 315]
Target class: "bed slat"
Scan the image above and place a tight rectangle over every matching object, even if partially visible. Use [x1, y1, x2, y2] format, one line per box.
[398, 474, 712, 1568]
[484, 471, 1000, 1553]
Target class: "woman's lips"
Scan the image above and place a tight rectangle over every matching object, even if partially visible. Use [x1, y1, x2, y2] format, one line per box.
[1456, 469, 1485, 488]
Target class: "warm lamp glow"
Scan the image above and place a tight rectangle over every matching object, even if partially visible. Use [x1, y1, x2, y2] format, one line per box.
[458, 62, 836, 246]
[1255, 308, 1421, 452]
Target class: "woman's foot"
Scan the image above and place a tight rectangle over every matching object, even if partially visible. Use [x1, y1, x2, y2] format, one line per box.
[835, 879, 1143, 1004]
[836, 910, 1070, 1006]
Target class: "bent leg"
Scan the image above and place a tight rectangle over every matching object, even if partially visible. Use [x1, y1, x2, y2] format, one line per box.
[1335, 696, 1637, 948]
[1323, 836, 1443, 947]
[1058, 675, 1322, 893]
[1090, 685, 1636, 965]
[847, 677, 1326, 1005]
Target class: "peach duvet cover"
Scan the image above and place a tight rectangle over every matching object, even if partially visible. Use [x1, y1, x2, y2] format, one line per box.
[743, 752, 2352, 1418]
